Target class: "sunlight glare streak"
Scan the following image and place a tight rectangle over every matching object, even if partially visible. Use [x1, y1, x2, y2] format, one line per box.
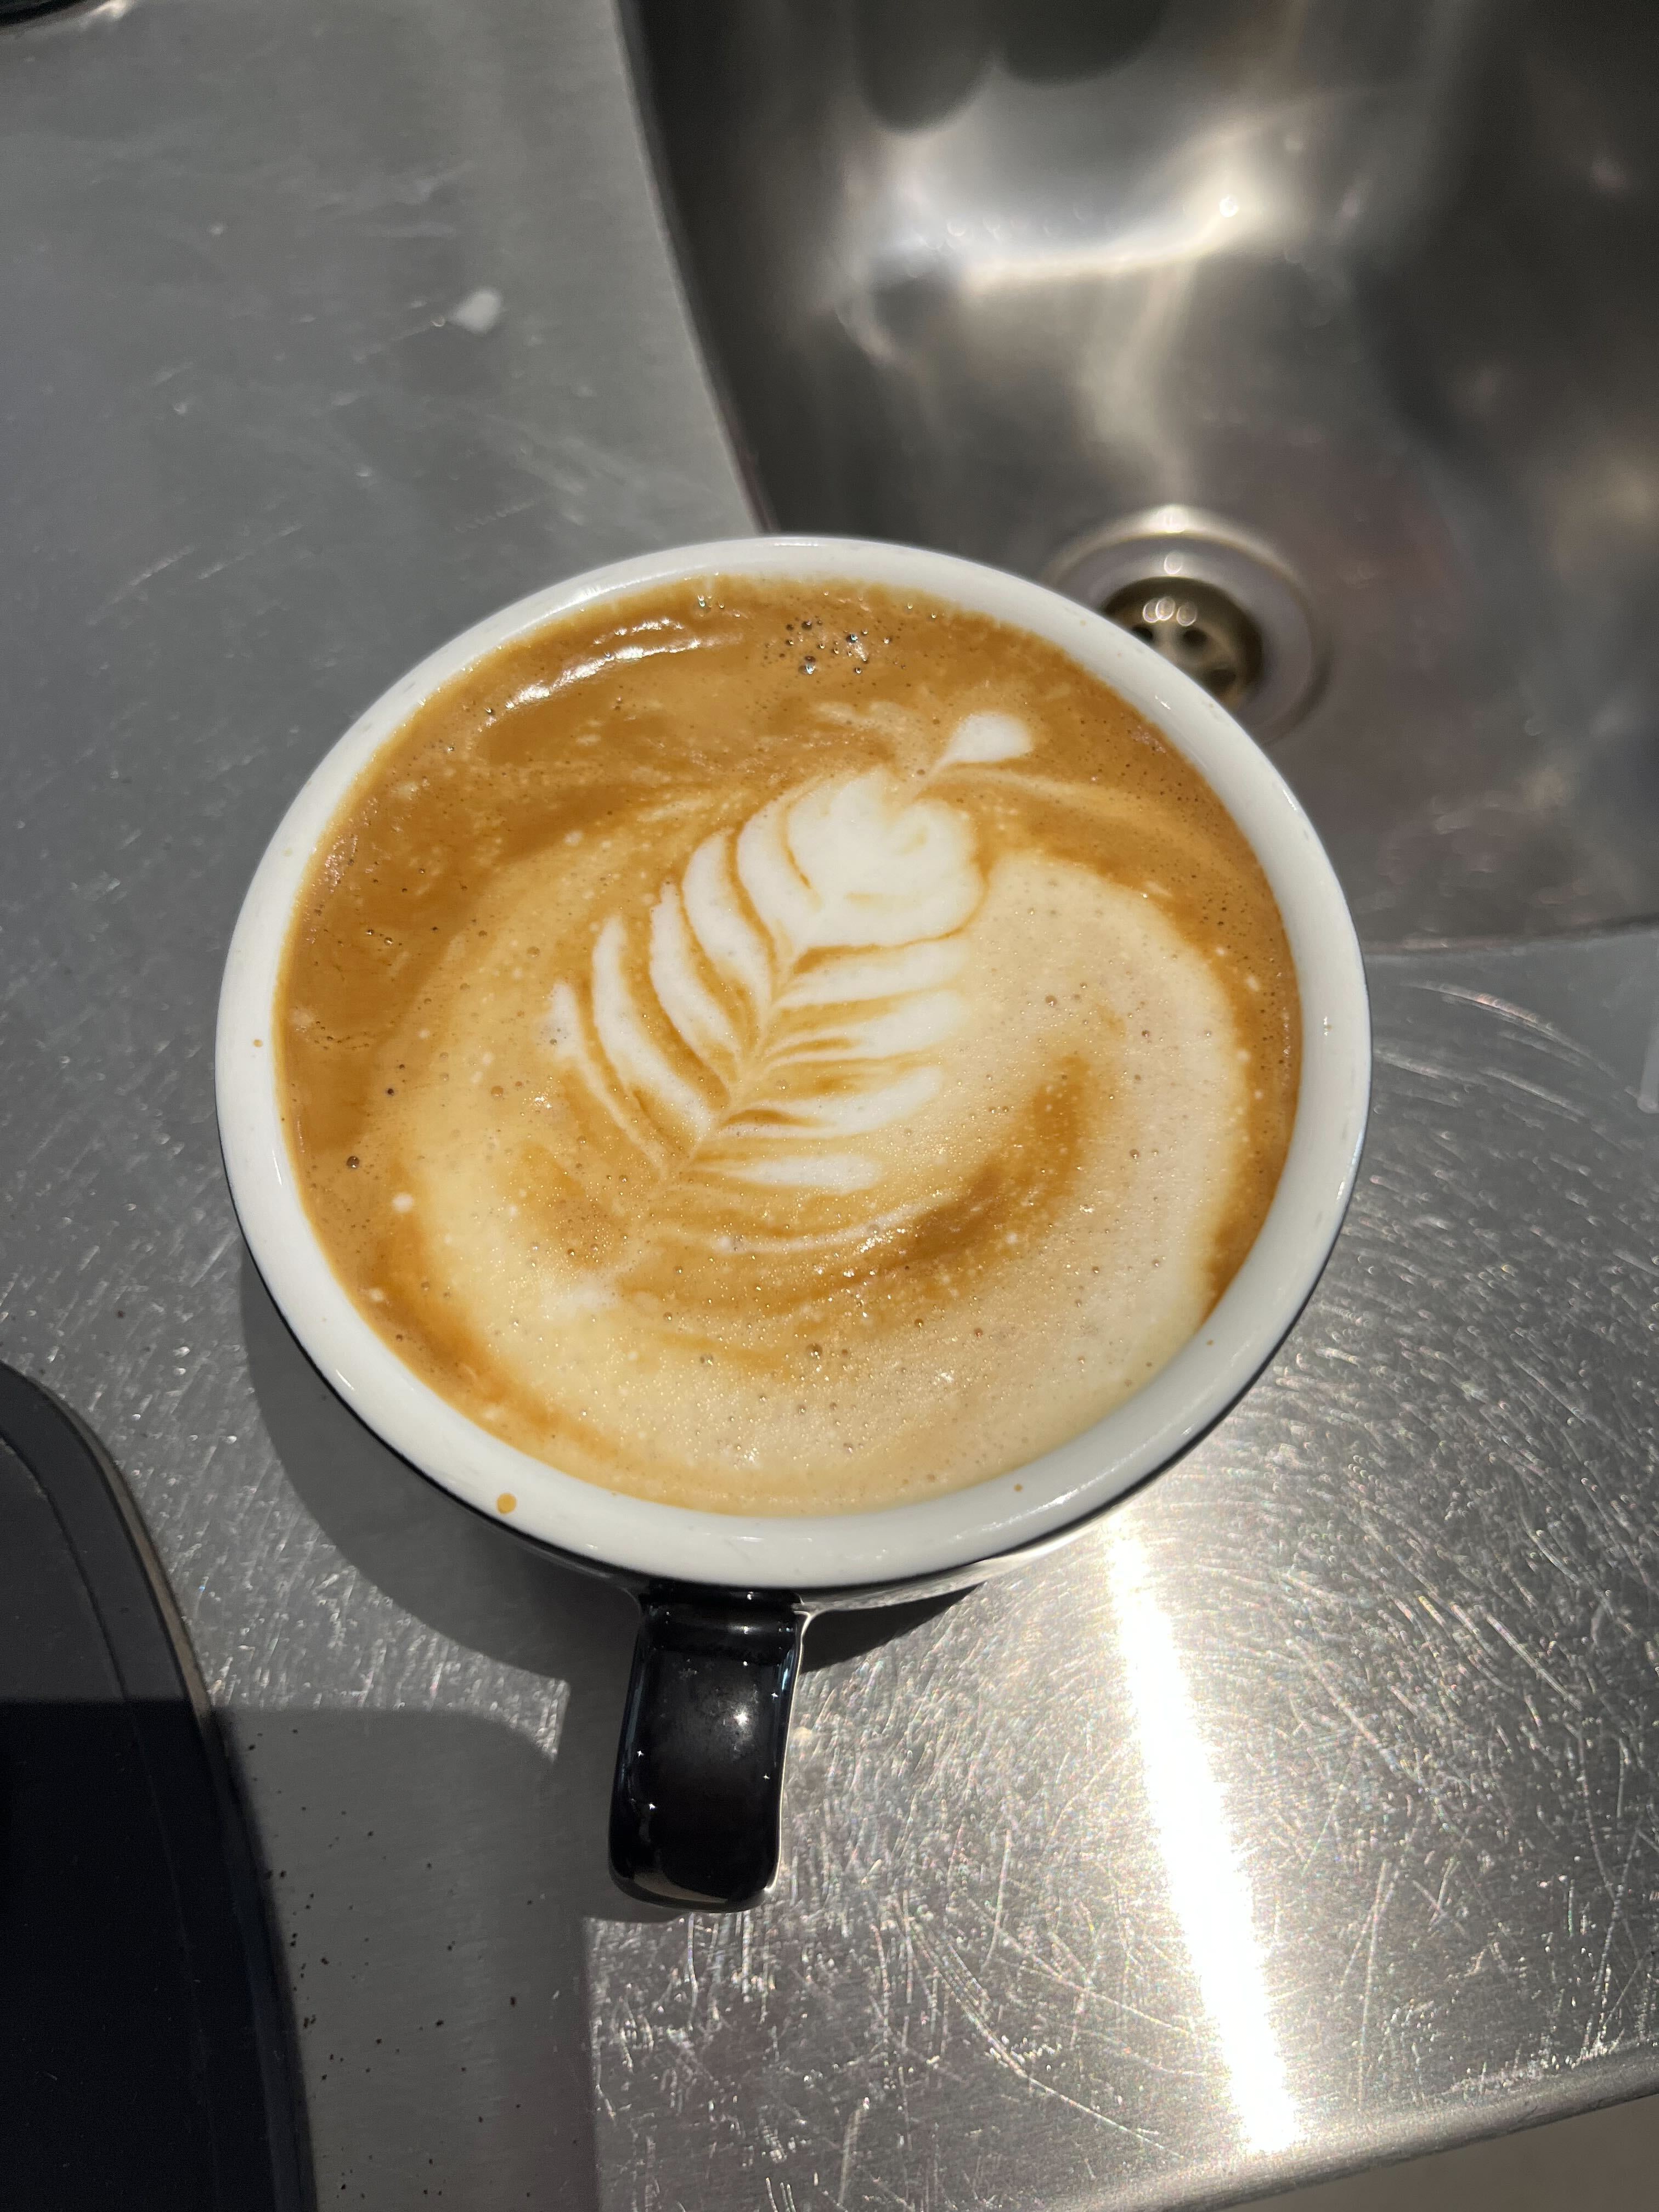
[1110, 1533, 1298, 2153]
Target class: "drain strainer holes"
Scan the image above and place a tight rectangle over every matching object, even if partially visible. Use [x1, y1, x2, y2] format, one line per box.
[1045, 508, 1323, 741]
[1101, 578, 1263, 710]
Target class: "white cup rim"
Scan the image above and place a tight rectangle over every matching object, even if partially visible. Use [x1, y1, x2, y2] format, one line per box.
[217, 534, 1370, 1592]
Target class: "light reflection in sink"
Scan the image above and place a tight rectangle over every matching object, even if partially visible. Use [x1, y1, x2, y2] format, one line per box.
[631, 0, 1659, 945]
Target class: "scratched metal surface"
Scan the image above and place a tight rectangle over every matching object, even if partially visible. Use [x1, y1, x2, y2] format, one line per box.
[585, 940, 1659, 2212]
[0, 0, 746, 2201]
[6, 3, 1659, 2209]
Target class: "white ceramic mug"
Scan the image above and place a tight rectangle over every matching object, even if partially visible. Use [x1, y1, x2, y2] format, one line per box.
[218, 537, 1370, 1907]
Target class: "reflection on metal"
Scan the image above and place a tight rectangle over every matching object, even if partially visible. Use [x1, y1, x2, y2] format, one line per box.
[1109, 1532, 1297, 2156]
[1104, 577, 1262, 712]
[1046, 507, 1319, 741]
[14, 0, 1659, 2204]
[637, 0, 1659, 943]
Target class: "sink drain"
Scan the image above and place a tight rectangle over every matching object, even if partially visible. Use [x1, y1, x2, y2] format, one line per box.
[1101, 577, 1263, 710]
[1045, 507, 1322, 741]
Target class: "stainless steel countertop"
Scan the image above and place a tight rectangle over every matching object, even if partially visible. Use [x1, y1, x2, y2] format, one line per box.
[4, 2, 1658, 2207]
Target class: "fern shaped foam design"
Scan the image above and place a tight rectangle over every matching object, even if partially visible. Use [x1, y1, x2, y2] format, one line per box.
[546, 769, 985, 1216]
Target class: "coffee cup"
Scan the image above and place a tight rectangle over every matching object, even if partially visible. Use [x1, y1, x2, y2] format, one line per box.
[217, 537, 1369, 1909]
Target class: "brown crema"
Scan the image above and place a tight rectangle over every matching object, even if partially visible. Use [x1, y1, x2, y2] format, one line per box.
[278, 578, 1299, 1516]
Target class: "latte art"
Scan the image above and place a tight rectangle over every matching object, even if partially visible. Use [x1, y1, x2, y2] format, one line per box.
[550, 760, 989, 1204]
[554, 736, 1028, 1222]
[278, 579, 1299, 1514]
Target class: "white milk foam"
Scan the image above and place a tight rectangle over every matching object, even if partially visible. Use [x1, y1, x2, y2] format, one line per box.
[380, 714, 1253, 1513]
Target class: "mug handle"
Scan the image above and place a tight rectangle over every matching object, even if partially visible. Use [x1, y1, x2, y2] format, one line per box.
[609, 1584, 804, 1910]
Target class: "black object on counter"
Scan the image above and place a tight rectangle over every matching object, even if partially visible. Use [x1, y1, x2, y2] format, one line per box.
[0, 1361, 311, 2211]
[610, 1586, 803, 1910]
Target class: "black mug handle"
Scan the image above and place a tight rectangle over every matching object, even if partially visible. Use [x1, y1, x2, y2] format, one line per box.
[609, 1584, 804, 1910]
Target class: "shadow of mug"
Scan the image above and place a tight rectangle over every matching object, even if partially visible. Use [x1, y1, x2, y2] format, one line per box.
[238, 1248, 967, 2194]
[239, 1249, 963, 1881]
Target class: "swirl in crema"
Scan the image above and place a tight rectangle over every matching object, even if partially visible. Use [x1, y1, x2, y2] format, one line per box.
[277, 578, 1299, 1516]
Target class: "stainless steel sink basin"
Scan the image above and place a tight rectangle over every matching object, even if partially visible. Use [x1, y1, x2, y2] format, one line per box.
[630, 0, 1659, 946]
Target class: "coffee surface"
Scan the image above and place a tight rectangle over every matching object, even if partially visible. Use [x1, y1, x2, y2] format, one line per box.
[277, 578, 1299, 1515]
